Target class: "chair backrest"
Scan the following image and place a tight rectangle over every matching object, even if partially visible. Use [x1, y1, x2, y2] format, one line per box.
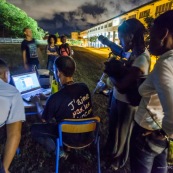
[58, 116, 100, 148]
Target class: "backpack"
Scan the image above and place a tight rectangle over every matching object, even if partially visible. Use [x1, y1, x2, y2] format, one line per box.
[59, 43, 70, 56]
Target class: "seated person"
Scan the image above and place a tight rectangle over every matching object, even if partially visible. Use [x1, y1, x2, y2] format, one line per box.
[0, 59, 25, 173]
[31, 56, 93, 153]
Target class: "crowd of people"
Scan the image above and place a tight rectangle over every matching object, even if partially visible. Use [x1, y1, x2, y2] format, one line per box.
[1, 10, 173, 173]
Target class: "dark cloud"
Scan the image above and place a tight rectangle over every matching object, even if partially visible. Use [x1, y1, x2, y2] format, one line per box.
[79, 2, 107, 17]
[7, 0, 152, 35]
[38, 12, 95, 35]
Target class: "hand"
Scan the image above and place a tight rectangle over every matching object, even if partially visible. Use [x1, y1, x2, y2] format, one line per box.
[30, 95, 40, 104]
[39, 93, 48, 100]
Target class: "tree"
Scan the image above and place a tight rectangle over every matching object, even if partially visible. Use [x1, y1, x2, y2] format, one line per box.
[55, 32, 59, 38]
[88, 36, 98, 43]
[144, 16, 155, 46]
[0, 0, 45, 39]
[144, 16, 155, 32]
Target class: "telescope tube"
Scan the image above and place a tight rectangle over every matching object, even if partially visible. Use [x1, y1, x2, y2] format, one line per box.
[98, 35, 126, 58]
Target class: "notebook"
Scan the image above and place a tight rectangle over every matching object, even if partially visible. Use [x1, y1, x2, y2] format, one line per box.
[12, 72, 51, 102]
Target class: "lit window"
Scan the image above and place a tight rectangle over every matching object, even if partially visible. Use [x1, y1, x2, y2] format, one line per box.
[156, 2, 172, 16]
[113, 18, 120, 26]
[129, 14, 136, 19]
[139, 9, 150, 18]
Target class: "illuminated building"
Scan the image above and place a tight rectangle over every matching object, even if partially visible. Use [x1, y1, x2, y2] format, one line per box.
[79, 0, 172, 47]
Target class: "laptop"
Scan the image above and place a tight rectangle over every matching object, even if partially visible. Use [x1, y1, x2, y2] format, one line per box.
[12, 72, 51, 102]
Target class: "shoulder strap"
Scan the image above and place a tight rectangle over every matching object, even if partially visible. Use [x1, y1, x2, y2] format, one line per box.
[145, 100, 169, 139]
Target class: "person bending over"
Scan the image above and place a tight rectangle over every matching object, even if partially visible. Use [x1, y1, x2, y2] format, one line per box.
[104, 18, 151, 170]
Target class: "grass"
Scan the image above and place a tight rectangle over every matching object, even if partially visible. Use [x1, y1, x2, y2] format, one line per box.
[0, 44, 129, 173]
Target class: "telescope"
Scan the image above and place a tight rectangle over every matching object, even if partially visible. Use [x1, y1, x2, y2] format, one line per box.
[93, 35, 131, 95]
[98, 35, 130, 58]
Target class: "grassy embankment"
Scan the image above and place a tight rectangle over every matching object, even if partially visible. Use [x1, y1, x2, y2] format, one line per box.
[1, 44, 128, 173]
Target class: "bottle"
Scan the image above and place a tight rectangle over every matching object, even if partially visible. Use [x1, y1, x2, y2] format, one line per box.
[51, 80, 58, 94]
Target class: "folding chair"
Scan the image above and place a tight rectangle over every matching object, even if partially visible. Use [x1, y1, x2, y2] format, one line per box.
[55, 116, 101, 173]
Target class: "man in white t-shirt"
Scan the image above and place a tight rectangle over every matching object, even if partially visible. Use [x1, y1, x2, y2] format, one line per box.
[0, 59, 25, 173]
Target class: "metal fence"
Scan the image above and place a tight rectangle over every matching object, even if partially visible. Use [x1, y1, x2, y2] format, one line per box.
[0, 37, 47, 45]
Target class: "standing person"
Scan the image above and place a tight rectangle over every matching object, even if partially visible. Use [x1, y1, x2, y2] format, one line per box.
[0, 59, 25, 173]
[130, 10, 173, 173]
[58, 35, 72, 56]
[21, 27, 40, 71]
[30, 56, 93, 153]
[104, 18, 151, 170]
[46, 34, 59, 74]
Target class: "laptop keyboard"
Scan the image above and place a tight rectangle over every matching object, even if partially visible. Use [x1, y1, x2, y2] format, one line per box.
[22, 88, 51, 102]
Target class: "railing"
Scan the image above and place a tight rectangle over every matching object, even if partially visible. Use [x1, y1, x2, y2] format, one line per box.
[0, 37, 47, 45]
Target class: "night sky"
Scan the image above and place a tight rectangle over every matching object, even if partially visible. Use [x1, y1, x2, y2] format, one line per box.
[7, 0, 152, 35]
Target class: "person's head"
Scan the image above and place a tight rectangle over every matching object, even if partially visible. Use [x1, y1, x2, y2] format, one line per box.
[47, 34, 57, 44]
[118, 18, 146, 55]
[60, 35, 67, 44]
[23, 27, 32, 38]
[54, 56, 76, 84]
[0, 59, 10, 83]
[149, 10, 173, 56]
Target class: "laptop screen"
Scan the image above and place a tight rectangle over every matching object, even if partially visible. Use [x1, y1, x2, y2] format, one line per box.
[12, 72, 40, 93]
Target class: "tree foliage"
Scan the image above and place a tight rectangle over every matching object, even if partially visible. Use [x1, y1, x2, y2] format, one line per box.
[0, 0, 45, 39]
[144, 16, 155, 32]
[88, 36, 98, 43]
[144, 16, 155, 46]
[69, 39, 82, 46]
[55, 32, 59, 38]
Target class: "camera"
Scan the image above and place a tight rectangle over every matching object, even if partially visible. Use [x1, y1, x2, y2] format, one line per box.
[98, 35, 130, 58]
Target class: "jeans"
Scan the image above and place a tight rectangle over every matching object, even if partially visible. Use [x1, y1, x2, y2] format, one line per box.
[130, 123, 168, 173]
[47, 57, 57, 74]
[31, 123, 58, 152]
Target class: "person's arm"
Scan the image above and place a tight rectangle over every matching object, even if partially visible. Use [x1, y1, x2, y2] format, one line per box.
[153, 60, 173, 137]
[111, 54, 149, 92]
[30, 95, 46, 122]
[46, 45, 54, 55]
[3, 121, 22, 173]
[68, 45, 72, 56]
[46, 45, 59, 56]
[22, 50, 29, 71]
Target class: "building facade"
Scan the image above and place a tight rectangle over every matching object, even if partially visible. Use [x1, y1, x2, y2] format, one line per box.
[79, 0, 172, 47]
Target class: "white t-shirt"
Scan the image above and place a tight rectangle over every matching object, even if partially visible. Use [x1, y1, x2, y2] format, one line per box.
[0, 79, 25, 127]
[113, 49, 150, 103]
[135, 50, 173, 136]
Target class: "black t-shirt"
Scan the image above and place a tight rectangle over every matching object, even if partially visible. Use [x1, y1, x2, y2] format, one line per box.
[42, 82, 94, 147]
[42, 82, 93, 122]
[21, 39, 39, 65]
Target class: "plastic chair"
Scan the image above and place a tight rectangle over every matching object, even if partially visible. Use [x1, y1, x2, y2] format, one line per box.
[55, 116, 101, 173]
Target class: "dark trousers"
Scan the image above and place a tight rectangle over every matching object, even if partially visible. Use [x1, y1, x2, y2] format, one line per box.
[0, 161, 5, 173]
[130, 123, 168, 173]
[27, 62, 40, 72]
[31, 123, 58, 152]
